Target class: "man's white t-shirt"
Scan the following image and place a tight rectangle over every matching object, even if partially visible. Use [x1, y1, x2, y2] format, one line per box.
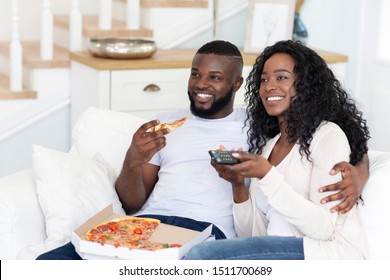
[136, 108, 249, 238]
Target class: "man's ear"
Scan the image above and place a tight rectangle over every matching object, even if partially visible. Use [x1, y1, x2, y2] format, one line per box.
[234, 76, 244, 92]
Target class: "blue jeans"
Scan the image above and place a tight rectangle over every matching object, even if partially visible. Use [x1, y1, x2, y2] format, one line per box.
[36, 215, 226, 260]
[186, 236, 304, 260]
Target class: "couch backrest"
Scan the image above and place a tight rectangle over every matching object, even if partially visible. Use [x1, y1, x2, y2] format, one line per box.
[70, 107, 147, 176]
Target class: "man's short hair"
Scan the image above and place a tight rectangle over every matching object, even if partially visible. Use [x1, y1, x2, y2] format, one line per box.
[196, 40, 243, 73]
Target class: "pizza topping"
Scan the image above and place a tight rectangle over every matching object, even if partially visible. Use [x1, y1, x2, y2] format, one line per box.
[129, 241, 139, 247]
[109, 224, 118, 231]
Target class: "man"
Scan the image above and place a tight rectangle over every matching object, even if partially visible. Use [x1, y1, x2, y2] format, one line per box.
[116, 40, 248, 239]
[37, 40, 367, 259]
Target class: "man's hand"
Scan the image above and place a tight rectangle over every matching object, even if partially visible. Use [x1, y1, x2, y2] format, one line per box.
[319, 156, 369, 214]
[125, 119, 170, 165]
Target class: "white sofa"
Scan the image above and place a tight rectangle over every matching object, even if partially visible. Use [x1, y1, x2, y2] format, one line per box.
[1, 107, 390, 260]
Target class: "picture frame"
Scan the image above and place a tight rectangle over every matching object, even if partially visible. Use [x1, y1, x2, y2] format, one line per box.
[244, 0, 296, 54]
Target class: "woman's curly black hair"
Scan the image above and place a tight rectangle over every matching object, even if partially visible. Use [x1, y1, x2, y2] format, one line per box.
[244, 40, 370, 165]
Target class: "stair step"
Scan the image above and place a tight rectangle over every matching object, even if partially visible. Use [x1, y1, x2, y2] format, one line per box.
[116, 0, 208, 8]
[0, 73, 37, 100]
[0, 41, 70, 69]
[54, 15, 153, 39]
[0, 41, 66, 100]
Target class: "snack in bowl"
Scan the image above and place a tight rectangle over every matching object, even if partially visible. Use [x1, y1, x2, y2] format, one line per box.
[151, 116, 187, 132]
[85, 217, 181, 250]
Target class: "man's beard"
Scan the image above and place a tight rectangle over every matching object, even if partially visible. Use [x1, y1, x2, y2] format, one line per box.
[188, 86, 234, 118]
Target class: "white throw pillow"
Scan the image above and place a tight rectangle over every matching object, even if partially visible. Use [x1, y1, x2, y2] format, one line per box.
[358, 150, 390, 259]
[70, 107, 147, 176]
[32, 144, 125, 247]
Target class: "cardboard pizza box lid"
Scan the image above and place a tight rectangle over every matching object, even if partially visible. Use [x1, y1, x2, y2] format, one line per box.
[72, 204, 214, 260]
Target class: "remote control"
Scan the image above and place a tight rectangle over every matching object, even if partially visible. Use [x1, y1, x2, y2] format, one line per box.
[208, 150, 242, 164]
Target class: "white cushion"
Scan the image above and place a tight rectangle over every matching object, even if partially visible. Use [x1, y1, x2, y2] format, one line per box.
[359, 150, 390, 259]
[70, 107, 147, 176]
[32, 144, 125, 247]
[0, 169, 46, 259]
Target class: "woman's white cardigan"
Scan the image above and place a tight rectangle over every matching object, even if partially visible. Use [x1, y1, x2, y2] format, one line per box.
[233, 122, 367, 259]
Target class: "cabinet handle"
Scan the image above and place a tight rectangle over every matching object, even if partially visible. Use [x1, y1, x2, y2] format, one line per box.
[143, 84, 161, 92]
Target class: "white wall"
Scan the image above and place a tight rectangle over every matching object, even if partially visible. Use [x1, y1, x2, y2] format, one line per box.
[178, 1, 248, 49]
[286, 0, 390, 152]
[300, 0, 362, 97]
[356, 0, 390, 152]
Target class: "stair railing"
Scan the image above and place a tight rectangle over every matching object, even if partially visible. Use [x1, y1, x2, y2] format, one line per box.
[40, 0, 53, 60]
[9, 0, 23, 91]
[69, 0, 83, 51]
[99, 0, 112, 29]
[127, 0, 140, 29]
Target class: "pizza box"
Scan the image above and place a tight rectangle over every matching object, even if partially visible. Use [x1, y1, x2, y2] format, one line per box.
[71, 204, 213, 260]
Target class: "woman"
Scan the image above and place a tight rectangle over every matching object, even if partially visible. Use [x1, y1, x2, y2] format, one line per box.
[186, 40, 370, 260]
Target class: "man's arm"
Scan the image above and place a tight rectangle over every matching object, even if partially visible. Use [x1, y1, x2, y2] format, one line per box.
[319, 154, 369, 214]
[115, 120, 169, 214]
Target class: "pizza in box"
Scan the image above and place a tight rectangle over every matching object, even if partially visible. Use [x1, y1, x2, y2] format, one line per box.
[85, 217, 181, 250]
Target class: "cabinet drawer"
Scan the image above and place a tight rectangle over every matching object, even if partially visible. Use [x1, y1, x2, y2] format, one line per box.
[111, 68, 190, 112]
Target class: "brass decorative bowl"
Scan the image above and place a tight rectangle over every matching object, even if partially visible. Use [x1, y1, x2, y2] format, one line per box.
[88, 38, 157, 59]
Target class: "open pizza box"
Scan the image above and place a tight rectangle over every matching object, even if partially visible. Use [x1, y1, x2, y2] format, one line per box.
[71, 204, 214, 260]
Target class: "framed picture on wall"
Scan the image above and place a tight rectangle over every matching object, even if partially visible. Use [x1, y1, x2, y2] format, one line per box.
[244, 0, 296, 54]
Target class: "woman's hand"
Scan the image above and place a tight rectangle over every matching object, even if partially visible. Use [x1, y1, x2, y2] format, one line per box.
[210, 157, 244, 185]
[209, 149, 273, 203]
[229, 152, 273, 179]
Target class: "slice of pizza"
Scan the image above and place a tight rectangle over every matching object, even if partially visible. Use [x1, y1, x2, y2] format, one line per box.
[151, 116, 187, 132]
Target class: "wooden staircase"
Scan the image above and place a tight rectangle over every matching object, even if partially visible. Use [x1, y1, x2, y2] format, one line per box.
[0, 41, 70, 100]
[0, 0, 209, 101]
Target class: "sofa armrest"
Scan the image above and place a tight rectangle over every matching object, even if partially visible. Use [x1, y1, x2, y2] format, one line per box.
[0, 168, 46, 259]
[358, 150, 390, 259]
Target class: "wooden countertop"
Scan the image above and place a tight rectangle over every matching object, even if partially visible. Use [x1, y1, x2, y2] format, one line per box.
[70, 48, 348, 71]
